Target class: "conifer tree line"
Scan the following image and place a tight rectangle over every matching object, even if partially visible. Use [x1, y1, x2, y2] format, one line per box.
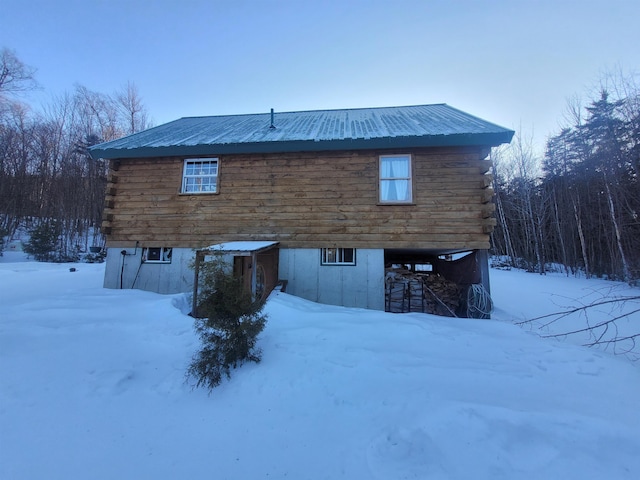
[492, 73, 640, 282]
[0, 48, 150, 260]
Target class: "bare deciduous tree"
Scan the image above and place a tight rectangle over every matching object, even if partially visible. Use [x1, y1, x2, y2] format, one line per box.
[116, 81, 151, 134]
[492, 71, 640, 283]
[0, 48, 38, 99]
[0, 49, 152, 258]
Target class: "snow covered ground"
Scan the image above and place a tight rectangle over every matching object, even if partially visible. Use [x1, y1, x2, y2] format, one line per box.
[1, 253, 639, 479]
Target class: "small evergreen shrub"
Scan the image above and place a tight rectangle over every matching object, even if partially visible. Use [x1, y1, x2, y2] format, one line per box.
[187, 254, 268, 392]
[23, 221, 61, 261]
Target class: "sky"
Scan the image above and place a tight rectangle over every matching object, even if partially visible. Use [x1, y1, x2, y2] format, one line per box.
[3, 0, 640, 150]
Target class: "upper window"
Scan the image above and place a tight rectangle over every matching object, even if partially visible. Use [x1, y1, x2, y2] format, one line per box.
[142, 247, 172, 264]
[182, 158, 218, 194]
[379, 154, 412, 203]
[321, 248, 356, 266]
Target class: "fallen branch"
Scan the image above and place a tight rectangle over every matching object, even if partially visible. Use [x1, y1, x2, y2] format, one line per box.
[514, 294, 640, 359]
[540, 307, 640, 339]
[515, 295, 640, 326]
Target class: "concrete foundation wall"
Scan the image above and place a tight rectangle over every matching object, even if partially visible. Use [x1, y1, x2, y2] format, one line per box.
[103, 246, 386, 310]
[278, 248, 385, 310]
[103, 247, 195, 294]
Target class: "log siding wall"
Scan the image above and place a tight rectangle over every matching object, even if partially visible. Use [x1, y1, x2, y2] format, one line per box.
[103, 146, 494, 250]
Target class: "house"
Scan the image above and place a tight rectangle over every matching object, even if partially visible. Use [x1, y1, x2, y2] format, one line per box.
[89, 104, 514, 314]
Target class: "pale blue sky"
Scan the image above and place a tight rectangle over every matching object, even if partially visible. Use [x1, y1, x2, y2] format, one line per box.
[3, 0, 639, 149]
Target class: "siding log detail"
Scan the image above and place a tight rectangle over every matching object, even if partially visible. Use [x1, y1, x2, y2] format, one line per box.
[104, 147, 496, 249]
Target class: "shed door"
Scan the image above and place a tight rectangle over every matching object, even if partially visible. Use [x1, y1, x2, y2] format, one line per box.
[233, 256, 252, 293]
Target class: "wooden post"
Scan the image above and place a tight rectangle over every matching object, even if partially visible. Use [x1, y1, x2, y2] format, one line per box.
[477, 249, 491, 295]
[477, 249, 491, 319]
[250, 252, 257, 298]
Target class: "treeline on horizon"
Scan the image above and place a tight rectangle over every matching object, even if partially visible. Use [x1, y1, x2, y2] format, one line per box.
[492, 73, 640, 282]
[0, 48, 150, 260]
[1, 47, 639, 281]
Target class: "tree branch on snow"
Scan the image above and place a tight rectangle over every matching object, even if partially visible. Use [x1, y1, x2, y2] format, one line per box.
[516, 295, 640, 358]
[515, 296, 640, 326]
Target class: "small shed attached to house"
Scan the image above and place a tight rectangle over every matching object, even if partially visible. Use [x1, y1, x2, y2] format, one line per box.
[192, 241, 280, 315]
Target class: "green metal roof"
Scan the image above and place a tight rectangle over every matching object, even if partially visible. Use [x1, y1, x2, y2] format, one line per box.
[89, 104, 514, 160]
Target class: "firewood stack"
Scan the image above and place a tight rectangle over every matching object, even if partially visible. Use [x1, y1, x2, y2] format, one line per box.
[385, 267, 461, 316]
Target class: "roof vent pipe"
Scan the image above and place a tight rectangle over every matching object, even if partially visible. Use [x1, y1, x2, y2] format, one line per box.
[269, 108, 276, 129]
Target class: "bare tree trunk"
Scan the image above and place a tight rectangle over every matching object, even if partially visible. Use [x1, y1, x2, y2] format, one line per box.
[551, 187, 569, 275]
[603, 177, 631, 282]
[572, 194, 591, 278]
[524, 189, 544, 273]
[494, 189, 516, 265]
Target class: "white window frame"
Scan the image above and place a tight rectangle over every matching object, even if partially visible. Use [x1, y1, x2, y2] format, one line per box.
[320, 248, 356, 266]
[379, 154, 412, 203]
[181, 158, 219, 194]
[142, 247, 172, 264]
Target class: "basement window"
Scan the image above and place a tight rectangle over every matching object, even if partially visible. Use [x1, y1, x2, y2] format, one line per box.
[321, 248, 356, 266]
[379, 154, 412, 203]
[181, 158, 218, 194]
[414, 263, 433, 272]
[142, 247, 172, 264]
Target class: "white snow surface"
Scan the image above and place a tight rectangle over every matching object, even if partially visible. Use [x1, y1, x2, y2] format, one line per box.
[1, 256, 639, 479]
[205, 241, 279, 252]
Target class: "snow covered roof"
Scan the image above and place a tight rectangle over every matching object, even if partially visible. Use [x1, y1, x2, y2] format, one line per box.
[203, 241, 279, 255]
[89, 104, 514, 160]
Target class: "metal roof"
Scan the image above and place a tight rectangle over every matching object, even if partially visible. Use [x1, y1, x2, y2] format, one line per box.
[89, 104, 514, 159]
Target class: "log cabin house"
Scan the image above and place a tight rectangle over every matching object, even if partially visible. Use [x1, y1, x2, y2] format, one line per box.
[89, 104, 514, 315]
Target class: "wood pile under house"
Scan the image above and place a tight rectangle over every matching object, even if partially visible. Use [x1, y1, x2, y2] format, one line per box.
[385, 267, 461, 316]
[384, 250, 493, 318]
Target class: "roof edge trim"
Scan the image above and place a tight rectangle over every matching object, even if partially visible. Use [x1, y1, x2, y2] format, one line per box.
[89, 131, 514, 160]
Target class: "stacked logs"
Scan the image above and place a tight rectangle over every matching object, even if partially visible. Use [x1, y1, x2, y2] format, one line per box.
[385, 267, 461, 316]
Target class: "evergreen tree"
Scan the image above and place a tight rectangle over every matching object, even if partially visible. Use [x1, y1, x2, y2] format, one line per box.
[187, 254, 268, 392]
[23, 220, 61, 261]
[495, 81, 640, 282]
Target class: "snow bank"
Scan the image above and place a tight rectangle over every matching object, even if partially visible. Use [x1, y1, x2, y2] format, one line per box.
[1, 260, 639, 479]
